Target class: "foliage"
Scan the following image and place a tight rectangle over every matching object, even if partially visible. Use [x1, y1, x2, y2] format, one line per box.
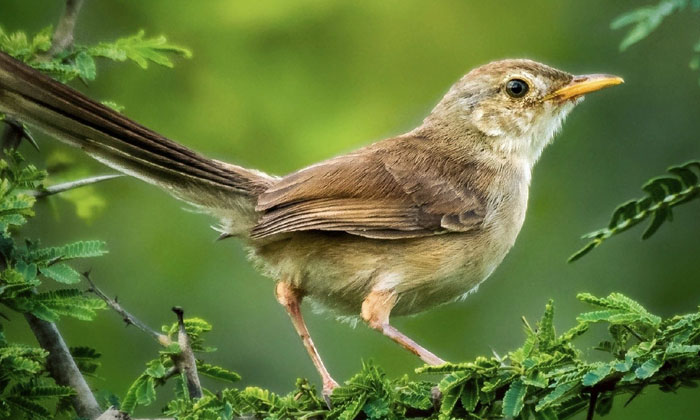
[109, 294, 700, 420]
[0, 325, 76, 420]
[612, 0, 700, 83]
[120, 318, 242, 415]
[0, 152, 107, 420]
[0, 24, 190, 222]
[0, 26, 191, 84]
[570, 161, 700, 261]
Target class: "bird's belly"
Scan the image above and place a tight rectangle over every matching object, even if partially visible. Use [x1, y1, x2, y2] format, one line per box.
[250, 228, 516, 317]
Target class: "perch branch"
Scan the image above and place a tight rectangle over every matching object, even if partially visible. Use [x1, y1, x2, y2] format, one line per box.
[24, 313, 102, 419]
[172, 306, 203, 399]
[84, 272, 171, 346]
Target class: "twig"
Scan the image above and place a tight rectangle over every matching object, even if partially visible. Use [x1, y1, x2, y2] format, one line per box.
[623, 325, 646, 342]
[586, 390, 598, 420]
[84, 272, 171, 346]
[172, 306, 203, 399]
[44, 0, 86, 58]
[32, 174, 122, 198]
[97, 407, 175, 420]
[24, 313, 102, 419]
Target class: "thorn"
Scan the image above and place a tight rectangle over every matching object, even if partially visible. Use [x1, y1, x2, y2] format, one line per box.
[172, 306, 184, 321]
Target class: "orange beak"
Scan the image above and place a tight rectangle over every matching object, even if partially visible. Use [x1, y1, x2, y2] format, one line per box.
[544, 74, 624, 101]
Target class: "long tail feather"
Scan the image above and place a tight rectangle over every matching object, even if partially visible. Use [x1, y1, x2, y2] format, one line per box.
[0, 51, 274, 229]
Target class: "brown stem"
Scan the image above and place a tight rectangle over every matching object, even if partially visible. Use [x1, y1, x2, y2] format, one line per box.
[24, 313, 102, 419]
[44, 0, 86, 58]
[172, 306, 203, 399]
[33, 174, 122, 198]
[84, 272, 171, 346]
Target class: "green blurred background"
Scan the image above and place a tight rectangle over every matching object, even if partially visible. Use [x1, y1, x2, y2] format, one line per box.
[2, 1, 700, 418]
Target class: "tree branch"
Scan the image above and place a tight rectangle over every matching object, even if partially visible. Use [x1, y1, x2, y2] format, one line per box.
[85, 272, 171, 346]
[44, 0, 85, 58]
[32, 174, 123, 198]
[24, 313, 102, 419]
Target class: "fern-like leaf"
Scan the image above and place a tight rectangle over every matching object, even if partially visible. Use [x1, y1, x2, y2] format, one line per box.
[89, 30, 192, 69]
[196, 361, 241, 383]
[569, 161, 700, 261]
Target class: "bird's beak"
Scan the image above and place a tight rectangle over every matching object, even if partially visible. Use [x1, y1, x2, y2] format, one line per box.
[544, 74, 624, 102]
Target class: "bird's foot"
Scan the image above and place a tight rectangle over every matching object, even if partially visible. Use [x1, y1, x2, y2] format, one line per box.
[322, 378, 339, 408]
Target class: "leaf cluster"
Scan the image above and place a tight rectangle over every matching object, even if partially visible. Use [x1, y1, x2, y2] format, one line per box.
[0, 152, 108, 420]
[120, 318, 241, 415]
[0, 24, 191, 222]
[570, 161, 700, 261]
[0, 322, 76, 420]
[612, 0, 700, 83]
[117, 293, 700, 420]
[0, 26, 191, 84]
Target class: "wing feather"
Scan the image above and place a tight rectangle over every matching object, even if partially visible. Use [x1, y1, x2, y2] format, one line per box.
[251, 137, 487, 239]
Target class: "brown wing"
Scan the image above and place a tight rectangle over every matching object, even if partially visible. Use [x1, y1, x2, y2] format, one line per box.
[251, 137, 487, 239]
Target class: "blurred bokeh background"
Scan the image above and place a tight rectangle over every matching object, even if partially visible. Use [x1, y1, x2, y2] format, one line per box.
[2, 1, 700, 418]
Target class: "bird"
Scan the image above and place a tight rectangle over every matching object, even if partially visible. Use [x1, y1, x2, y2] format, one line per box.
[0, 51, 623, 395]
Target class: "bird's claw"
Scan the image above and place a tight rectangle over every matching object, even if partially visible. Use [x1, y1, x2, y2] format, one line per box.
[322, 379, 339, 408]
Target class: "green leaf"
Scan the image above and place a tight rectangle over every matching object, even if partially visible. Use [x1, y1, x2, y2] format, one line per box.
[537, 300, 556, 349]
[13, 384, 75, 398]
[338, 392, 366, 420]
[536, 381, 577, 411]
[39, 262, 81, 284]
[89, 30, 192, 69]
[635, 358, 663, 379]
[611, 1, 684, 51]
[571, 160, 700, 260]
[665, 343, 700, 357]
[439, 383, 463, 419]
[74, 51, 97, 80]
[30, 240, 108, 262]
[460, 378, 479, 412]
[582, 363, 613, 386]
[196, 361, 241, 383]
[502, 379, 527, 418]
[145, 359, 167, 378]
[30, 302, 60, 322]
[438, 370, 471, 393]
[122, 375, 146, 414]
[6, 396, 51, 419]
[363, 398, 390, 420]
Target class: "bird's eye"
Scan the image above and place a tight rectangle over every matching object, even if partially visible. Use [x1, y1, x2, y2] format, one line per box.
[505, 78, 529, 98]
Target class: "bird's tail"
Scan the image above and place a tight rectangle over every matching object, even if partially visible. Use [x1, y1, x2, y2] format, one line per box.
[0, 51, 275, 233]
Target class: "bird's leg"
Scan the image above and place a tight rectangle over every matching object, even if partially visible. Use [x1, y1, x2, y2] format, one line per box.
[361, 289, 446, 366]
[275, 281, 339, 396]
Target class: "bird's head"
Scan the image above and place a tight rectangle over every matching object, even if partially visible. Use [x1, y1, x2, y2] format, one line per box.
[424, 59, 623, 165]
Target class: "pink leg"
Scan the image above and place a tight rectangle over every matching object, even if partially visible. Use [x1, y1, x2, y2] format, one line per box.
[361, 289, 446, 366]
[275, 282, 339, 395]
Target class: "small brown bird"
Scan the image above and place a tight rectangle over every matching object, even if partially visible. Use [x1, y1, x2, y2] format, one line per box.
[0, 52, 622, 394]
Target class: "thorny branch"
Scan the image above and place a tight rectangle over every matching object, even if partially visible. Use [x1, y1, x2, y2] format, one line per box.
[32, 174, 123, 198]
[88, 274, 206, 405]
[84, 272, 171, 346]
